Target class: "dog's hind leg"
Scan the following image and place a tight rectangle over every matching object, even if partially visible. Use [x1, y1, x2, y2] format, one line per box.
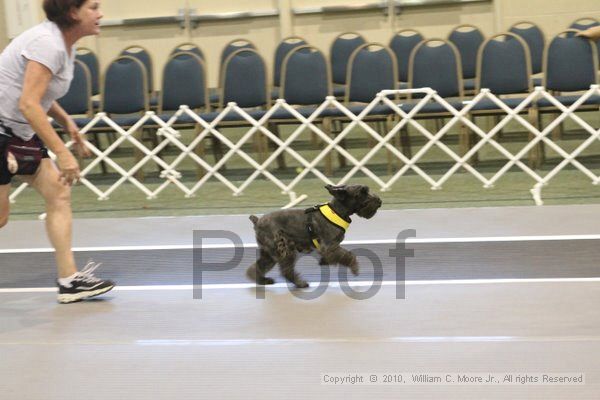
[273, 231, 308, 288]
[247, 249, 277, 285]
[278, 253, 308, 288]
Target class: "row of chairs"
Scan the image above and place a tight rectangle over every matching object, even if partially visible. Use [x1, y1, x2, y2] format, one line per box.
[71, 16, 600, 108]
[61, 20, 600, 123]
[59, 18, 600, 176]
[59, 27, 598, 173]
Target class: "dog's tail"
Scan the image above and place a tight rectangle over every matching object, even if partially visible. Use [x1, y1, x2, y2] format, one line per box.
[249, 215, 259, 226]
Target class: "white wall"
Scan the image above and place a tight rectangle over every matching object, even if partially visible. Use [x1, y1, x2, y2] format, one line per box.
[1, 0, 599, 88]
[3, 0, 41, 38]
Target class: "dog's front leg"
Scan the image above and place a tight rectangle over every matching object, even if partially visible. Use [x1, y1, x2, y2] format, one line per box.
[320, 244, 359, 276]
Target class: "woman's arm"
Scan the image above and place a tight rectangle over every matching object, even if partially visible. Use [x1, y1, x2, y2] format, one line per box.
[19, 60, 80, 185]
[47, 101, 71, 128]
[48, 101, 91, 158]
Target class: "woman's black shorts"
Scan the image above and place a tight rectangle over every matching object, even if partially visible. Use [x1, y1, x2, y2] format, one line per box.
[0, 132, 49, 185]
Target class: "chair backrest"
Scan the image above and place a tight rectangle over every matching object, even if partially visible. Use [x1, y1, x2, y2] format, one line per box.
[543, 30, 599, 92]
[170, 42, 204, 60]
[280, 45, 331, 105]
[389, 29, 424, 82]
[220, 48, 268, 108]
[75, 47, 100, 96]
[160, 52, 208, 113]
[448, 24, 485, 79]
[273, 36, 307, 87]
[509, 21, 545, 74]
[102, 55, 149, 114]
[218, 39, 257, 86]
[330, 32, 367, 85]
[568, 17, 600, 55]
[119, 46, 154, 93]
[409, 39, 463, 98]
[476, 33, 532, 94]
[220, 39, 256, 65]
[57, 59, 92, 116]
[569, 17, 600, 32]
[346, 43, 397, 103]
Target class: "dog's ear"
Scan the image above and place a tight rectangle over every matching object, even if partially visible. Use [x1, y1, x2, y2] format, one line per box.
[325, 184, 348, 200]
[360, 186, 369, 195]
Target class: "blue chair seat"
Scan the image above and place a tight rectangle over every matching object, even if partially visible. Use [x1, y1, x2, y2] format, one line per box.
[333, 85, 346, 97]
[55, 116, 147, 130]
[65, 115, 140, 129]
[325, 103, 398, 118]
[149, 93, 159, 107]
[209, 88, 220, 104]
[536, 95, 600, 108]
[401, 99, 465, 114]
[348, 103, 397, 116]
[470, 97, 531, 111]
[270, 104, 399, 120]
[463, 78, 476, 91]
[72, 117, 95, 128]
[191, 109, 268, 123]
[52, 117, 96, 130]
[270, 106, 328, 120]
[108, 114, 148, 127]
[271, 87, 281, 100]
[157, 112, 198, 125]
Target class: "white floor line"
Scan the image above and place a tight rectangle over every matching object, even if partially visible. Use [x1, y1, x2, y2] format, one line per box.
[2, 336, 599, 346]
[1, 234, 600, 254]
[2, 277, 600, 294]
[133, 335, 600, 346]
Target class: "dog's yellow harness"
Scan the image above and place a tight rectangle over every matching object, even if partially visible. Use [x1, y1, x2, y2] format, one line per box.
[305, 204, 350, 250]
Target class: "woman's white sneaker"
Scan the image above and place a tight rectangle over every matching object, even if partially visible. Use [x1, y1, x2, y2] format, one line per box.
[56, 261, 115, 304]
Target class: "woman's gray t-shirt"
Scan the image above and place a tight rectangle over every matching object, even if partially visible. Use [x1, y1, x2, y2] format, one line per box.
[0, 20, 75, 140]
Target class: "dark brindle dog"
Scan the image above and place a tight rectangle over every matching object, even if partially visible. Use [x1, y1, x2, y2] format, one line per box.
[247, 184, 382, 288]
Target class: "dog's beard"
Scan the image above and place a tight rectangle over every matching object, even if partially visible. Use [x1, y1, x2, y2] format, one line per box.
[356, 197, 382, 219]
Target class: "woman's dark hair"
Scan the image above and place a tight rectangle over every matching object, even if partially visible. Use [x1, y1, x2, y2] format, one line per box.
[43, 0, 88, 29]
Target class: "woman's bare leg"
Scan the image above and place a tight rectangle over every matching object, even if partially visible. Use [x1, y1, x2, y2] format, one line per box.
[0, 184, 10, 228]
[20, 159, 77, 278]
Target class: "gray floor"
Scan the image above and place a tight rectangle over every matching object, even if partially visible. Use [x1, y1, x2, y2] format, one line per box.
[1, 284, 599, 399]
[1, 241, 600, 288]
[1, 205, 599, 399]
[1, 203, 600, 249]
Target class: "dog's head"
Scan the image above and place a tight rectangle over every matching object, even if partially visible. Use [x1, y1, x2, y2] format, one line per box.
[325, 184, 382, 219]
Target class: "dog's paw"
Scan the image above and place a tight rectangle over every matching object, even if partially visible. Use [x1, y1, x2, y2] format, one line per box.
[258, 277, 275, 285]
[350, 262, 359, 276]
[294, 280, 309, 289]
[319, 257, 329, 266]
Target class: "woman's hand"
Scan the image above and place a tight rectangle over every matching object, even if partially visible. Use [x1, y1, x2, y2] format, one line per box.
[66, 119, 91, 158]
[55, 149, 80, 186]
[576, 26, 600, 40]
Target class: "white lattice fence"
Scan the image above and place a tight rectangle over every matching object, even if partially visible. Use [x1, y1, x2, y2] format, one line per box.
[9, 86, 600, 207]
